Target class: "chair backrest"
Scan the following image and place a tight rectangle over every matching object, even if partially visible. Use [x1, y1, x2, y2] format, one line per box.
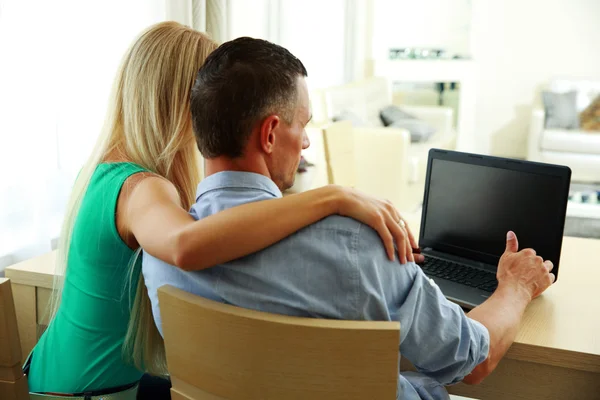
[321, 121, 356, 187]
[0, 278, 28, 400]
[159, 285, 400, 400]
[353, 126, 412, 210]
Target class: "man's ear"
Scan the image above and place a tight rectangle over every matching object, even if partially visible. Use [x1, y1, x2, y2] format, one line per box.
[259, 114, 280, 155]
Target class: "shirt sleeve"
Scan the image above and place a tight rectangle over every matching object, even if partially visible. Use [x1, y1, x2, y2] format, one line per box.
[354, 224, 490, 385]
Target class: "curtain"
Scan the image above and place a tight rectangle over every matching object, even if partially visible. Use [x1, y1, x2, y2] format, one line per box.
[166, 0, 362, 87]
[166, 0, 229, 43]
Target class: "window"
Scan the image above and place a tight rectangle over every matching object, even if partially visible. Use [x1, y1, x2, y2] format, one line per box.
[0, 0, 165, 266]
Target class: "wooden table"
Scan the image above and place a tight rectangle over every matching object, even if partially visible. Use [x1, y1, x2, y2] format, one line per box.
[5, 251, 56, 363]
[5, 217, 600, 399]
[401, 212, 600, 400]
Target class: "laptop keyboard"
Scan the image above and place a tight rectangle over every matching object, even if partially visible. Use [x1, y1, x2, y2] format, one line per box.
[421, 257, 498, 293]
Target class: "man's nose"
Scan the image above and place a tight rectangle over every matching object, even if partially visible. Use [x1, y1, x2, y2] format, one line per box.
[302, 132, 310, 149]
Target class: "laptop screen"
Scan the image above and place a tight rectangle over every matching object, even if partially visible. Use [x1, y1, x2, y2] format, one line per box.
[421, 155, 570, 269]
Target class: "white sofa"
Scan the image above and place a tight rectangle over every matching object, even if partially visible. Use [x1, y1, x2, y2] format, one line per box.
[528, 79, 600, 183]
[311, 77, 456, 185]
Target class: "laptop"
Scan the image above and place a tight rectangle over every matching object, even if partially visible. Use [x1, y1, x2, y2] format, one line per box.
[418, 149, 571, 309]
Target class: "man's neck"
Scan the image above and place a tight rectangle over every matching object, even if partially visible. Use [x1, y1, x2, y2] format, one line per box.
[204, 155, 272, 182]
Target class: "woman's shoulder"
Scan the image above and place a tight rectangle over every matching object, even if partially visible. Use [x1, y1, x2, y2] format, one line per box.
[97, 161, 149, 176]
[92, 161, 160, 189]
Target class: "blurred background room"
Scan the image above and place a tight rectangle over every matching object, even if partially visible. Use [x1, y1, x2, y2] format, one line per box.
[1, 0, 599, 271]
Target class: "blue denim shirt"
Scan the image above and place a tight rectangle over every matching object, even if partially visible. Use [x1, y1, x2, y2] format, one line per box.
[143, 171, 489, 400]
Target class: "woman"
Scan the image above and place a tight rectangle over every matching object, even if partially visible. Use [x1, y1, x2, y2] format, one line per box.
[26, 22, 417, 398]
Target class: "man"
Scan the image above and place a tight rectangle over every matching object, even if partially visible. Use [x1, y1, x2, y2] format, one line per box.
[143, 37, 554, 399]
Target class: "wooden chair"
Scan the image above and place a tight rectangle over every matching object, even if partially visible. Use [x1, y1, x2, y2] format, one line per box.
[158, 285, 401, 400]
[322, 121, 423, 211]
[353, 124, 415, 210]
[0, 278, 29, 400]
[321, 121, 357, 188]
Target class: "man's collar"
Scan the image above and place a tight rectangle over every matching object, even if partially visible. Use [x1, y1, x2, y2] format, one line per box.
[196, 171, 283, 201]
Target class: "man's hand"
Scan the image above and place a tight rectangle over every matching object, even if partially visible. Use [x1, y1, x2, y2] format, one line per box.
[465, 231, 555, 385]
[497, 231, 555, 301]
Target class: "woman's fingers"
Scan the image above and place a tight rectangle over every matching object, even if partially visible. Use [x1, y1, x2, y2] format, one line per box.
[400, 221, 414, 263]
[381, 200, 416, 264]
[374, 215, 396, 261]
[405, 233, 414, 262]
[404, 220, 418, 249]
[387, 214, 408, 263]
[382, 198, 419, 258]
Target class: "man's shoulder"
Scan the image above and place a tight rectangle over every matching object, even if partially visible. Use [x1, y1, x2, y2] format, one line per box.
[306, 214, 366, 235]
[309, 215, 422, 279]
[308, 215, 382, 243]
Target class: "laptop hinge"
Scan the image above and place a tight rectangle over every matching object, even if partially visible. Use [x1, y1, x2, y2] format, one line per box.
[421, 248, 496, 272]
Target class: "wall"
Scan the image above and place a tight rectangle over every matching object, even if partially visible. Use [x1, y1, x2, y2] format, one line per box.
[278, 0, 346, 89]
[228, 0, 270, 40]
[372, 0, 472, 59]
[472, 0, 600, 157]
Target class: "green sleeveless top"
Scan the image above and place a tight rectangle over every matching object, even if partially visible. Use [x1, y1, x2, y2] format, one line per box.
[28, 162, 149, 393]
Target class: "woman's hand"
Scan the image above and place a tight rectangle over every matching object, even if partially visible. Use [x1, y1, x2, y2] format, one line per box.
[335, 186, 423, 264]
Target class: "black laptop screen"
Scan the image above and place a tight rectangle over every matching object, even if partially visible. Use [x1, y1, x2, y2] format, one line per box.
[421, 158, 568, 267]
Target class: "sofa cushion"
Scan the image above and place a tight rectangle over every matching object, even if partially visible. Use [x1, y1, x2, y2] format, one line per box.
[379, 105, 417, 126]
[541, 129, 600, 154]
[550, 79, 600, 112]
[542, 91, 580, 129]
[390, 119, 436, 143]
[580, 95, 600, 131]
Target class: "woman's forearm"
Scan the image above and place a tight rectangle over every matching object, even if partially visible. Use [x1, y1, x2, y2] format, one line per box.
[174, 185, 344, 270]
[133, 177, 408, 268]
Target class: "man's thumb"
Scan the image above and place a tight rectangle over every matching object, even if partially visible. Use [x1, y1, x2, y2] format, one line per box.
[505, 231, 519, 253]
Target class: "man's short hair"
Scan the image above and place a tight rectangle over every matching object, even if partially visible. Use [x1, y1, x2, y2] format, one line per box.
[191, 37, 308, 158]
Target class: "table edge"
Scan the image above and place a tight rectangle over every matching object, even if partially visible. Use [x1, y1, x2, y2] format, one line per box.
[508, 341, 600, 373]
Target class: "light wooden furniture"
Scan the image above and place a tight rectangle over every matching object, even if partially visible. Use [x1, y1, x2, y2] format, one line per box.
[354, 124, 424, 211]
[288, 120, 431, 211]
[158, 285, 400, 400]
[0, 278, 29, 400]
[5, 214, 600, 399]
[321, 121, 426, 211]
[4, 251, 56, 363]
[321, 121, 356, 188]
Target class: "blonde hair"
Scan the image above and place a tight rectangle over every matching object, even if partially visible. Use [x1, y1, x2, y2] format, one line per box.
[49, 21, 218, 375]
